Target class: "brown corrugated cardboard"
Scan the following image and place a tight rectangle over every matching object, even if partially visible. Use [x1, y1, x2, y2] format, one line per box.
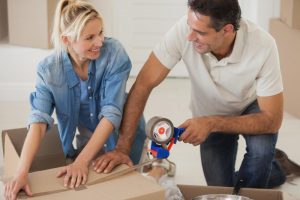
[0, 0, 8, 39]
[280, 0, 300, 29]
[7, 0, 59, 48]
[269, 18, 300, 118]
[178, 185, 298, 200]
[2, 125, 66, 178]
[17, 166, 165, 200]
[1, 126, 165, 199]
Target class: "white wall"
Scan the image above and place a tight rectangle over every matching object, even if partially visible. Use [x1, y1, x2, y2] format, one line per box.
[0, 0, 280, 102]
[91, 0, 188, 77]
[0, 43, 51, 101]
[239, 0, 280, 30]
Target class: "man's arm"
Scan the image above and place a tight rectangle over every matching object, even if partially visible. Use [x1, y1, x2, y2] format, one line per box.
[116, 52, 171, 154]
[93, 52, 170, 172]
[179, 93, 284, 146]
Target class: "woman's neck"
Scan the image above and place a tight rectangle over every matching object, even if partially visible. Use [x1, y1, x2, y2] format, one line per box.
[67, 48, 90, 81]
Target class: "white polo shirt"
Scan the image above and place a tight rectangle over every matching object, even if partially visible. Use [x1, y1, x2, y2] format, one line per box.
[153, 15, 283, 117]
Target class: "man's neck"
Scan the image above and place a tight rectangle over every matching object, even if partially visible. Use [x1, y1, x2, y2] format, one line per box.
[213, 32, 237, 61]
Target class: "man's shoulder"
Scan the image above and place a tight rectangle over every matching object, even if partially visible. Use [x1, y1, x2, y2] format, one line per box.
[241, 19, 275, 47]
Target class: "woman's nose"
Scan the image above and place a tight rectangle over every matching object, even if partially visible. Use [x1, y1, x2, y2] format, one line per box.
[95, 34, 104, 47]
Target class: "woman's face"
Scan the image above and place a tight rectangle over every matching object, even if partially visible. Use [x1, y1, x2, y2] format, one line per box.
[69, 18, 104, 62]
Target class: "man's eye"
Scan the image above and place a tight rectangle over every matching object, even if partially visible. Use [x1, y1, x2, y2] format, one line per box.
[197, 32, 206, 36]
[87, 36, 93, 40]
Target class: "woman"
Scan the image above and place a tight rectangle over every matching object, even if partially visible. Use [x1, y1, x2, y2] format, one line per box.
[4, 0, 145, 199]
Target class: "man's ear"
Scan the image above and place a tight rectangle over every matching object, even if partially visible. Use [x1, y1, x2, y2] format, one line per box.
[223, 24, 234, 35]
[61, 35, 70, 46]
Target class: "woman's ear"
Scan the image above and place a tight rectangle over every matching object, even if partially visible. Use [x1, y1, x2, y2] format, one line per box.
[61, 35, 70, 46]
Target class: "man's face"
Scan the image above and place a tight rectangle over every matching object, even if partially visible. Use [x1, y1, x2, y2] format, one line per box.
[187, 9, 226, 55]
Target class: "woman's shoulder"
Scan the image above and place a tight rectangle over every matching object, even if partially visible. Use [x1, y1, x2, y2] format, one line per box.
[37, 51, 59, 71]
[96, 37, 130, 64]
[102, 37, 126, 53]
[95, 37, 131, 73]
[36, 51, 65, 80]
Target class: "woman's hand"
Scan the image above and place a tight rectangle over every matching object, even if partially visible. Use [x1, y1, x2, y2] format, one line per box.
[4, 173, 32, 200]
[56, 159, 89, 189]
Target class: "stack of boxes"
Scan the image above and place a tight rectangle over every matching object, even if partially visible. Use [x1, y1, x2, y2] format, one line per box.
[269, 0, 300, 118]
[0, 0, 8, 40]
[7, 0, 59, 49]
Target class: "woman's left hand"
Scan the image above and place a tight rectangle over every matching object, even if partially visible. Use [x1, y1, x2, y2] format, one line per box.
[56, 160, 89, 189]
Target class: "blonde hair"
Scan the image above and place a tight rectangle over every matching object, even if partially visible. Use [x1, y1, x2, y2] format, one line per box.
[51, 0, 103, 55]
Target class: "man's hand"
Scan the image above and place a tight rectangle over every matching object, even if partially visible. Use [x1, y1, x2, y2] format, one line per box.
[92, 150, 133, 174]
[56, 159, 89, 189]
[4, 173, 32, 200]
[179, 117, 214, 146]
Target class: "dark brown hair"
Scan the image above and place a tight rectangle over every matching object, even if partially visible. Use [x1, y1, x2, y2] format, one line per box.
[188, 0, 241, 31]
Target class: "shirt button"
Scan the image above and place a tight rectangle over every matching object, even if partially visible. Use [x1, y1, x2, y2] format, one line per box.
[88, 86, 91, 90]
[89, 96, 92, 100]
[104, 144, 107, 148]
[90, 113, 93, 117]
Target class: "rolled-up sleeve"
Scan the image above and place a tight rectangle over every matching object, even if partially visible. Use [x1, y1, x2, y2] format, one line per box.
[98, 42, 131, 130]
[153, 15, 187, 69]
[27, 64, 55, 131]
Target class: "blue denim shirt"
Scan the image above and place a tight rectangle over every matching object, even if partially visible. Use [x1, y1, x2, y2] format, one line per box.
[27, 38, 131, 157]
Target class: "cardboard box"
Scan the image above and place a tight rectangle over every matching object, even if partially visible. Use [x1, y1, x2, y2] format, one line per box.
[269, 18, 300, 118]
[1, 126, 165, 199]
[0, 0, 8, 40]
[178, 185, 298, 200]
[16, 166, 165, 200]
[7, 0, 59, 48]
[280, 0, 300, 29]
[3, 126, 295, 200]
[1, 125, 66, 178]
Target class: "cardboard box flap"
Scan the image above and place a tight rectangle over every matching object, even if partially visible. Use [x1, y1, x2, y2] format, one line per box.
[178, 185, 291, 200]
[2, 125, 66, 175]
[27, 164, 130, 194]
[2, 125, 64, 157]
[3, 134, 21, 179]
[22, 165, 165, 200]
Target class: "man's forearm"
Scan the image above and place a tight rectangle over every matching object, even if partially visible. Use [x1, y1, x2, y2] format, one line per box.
[210, 111, 282, 135]
[116, 82, 151, 155]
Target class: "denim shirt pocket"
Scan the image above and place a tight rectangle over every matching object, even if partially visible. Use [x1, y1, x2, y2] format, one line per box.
[55, 108, 69, 129]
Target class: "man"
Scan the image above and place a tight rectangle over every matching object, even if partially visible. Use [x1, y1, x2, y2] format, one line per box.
[94, 0, 287, 188]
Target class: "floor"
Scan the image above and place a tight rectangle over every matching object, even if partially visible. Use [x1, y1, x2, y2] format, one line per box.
[0, 78, 300, 199]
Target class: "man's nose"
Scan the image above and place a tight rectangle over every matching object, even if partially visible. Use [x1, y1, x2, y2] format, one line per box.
[187, 29, 196, 41]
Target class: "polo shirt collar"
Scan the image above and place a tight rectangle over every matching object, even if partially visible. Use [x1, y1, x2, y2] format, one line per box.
[227, 21, 245, 64]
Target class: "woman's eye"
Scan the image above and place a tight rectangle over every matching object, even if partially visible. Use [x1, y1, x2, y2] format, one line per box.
[87, 36, 93, 40]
